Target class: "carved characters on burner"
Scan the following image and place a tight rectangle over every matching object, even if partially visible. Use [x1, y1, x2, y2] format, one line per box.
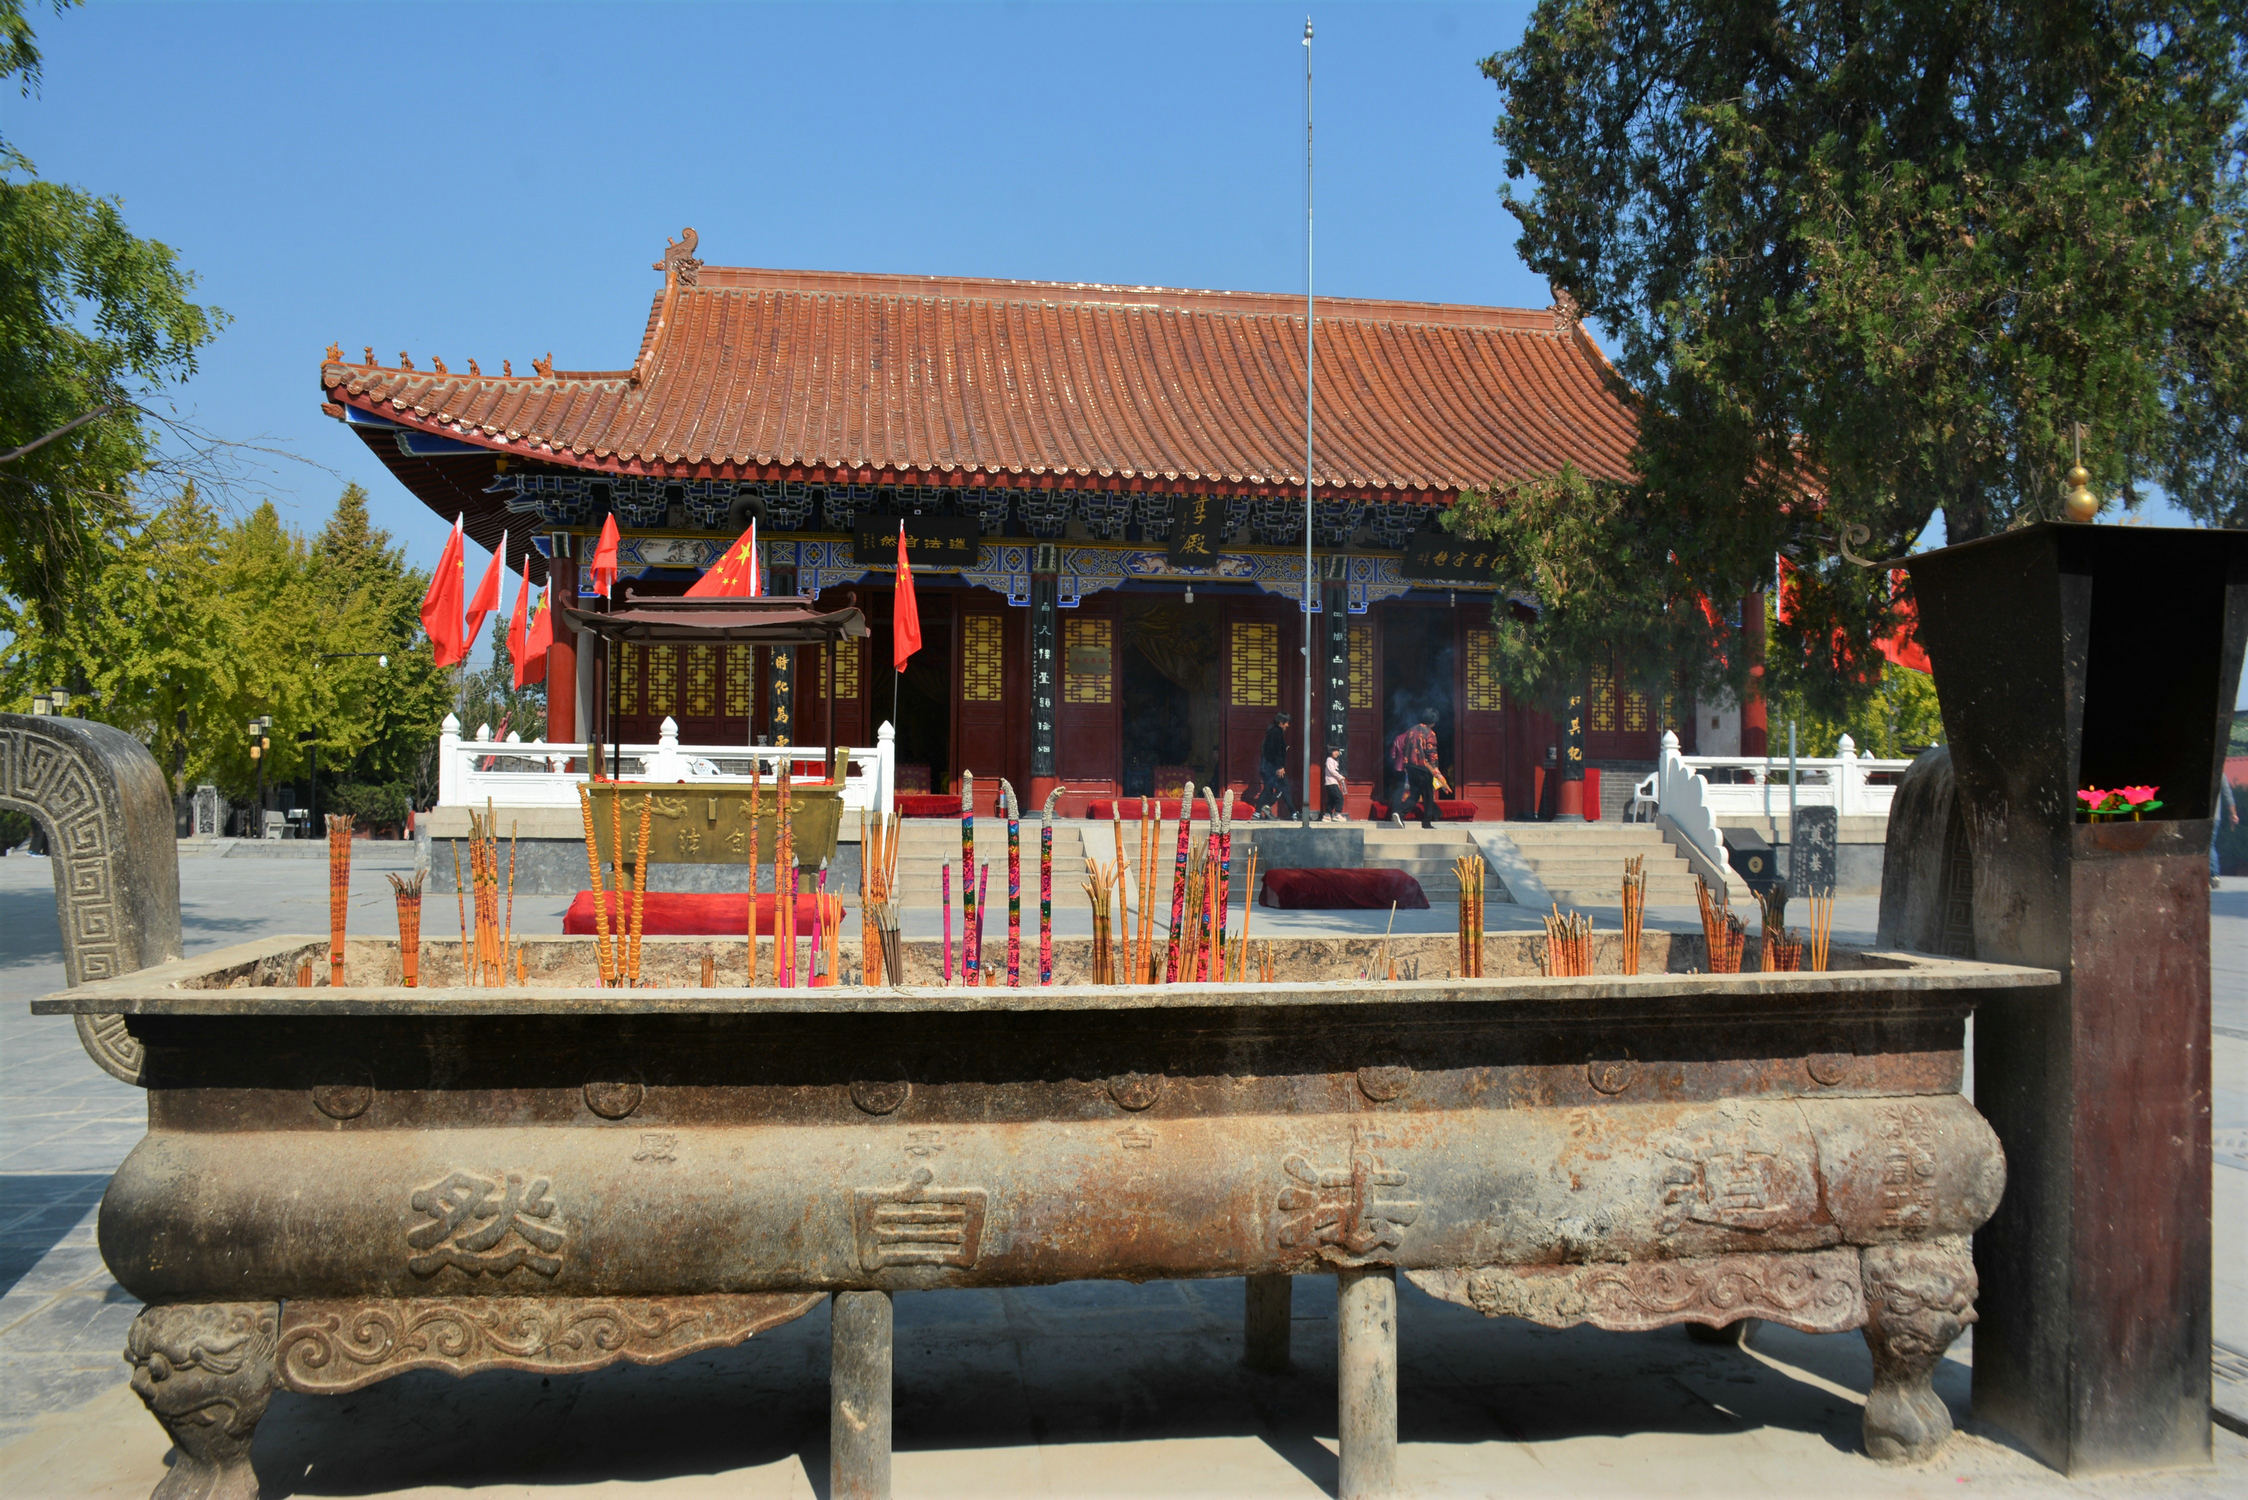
[125, 1302, 279, 1500]
[406, 1170, 566, 1279]
[853, 1164, 988, 1271]
[1653, 1103, 1829, 1250]
[1859, 1237, 1978, 1463]
[1276, 1130, 1421, 1262]
[1876, 1106, 1939, 1231]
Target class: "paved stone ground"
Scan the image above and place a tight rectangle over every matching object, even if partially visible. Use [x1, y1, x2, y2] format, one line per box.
[0, 847, 2240, 1497]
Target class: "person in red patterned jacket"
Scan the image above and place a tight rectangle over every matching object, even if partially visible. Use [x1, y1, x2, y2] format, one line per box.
[1396, 715, 1441, 828]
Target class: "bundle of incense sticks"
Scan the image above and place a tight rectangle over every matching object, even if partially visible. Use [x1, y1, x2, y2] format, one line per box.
[626, 793, 651, 986]
[1694, 875, 1731, 974]
[1235, 843, 1259, 982]
[1620, 854, 1647, 976]
[1454, 853, 1487, 979]
[1755, 885, 1789, 972]
[960, 771, 978, 986]
[1362, 900, 1401, 982]
[1707, 908, 1748, 974]
[576, 783, 618, 986]
[1208, 790, 1235, 983]
[387, 871, 424, 987]
[860, 810, 902, 986]
[1084, 856, 1117, 985]
[1139, 800, 1162, 984]
[325, 813, 354, 986]
[1256, 941, 1277, 984]
[1543, 905, 1594, 977]
[972, 861, 991, 979]
[1807, 893, 1834, 972]
[745, 759, 762, 985]
[999, 779, 1022, 986]
[1765, 928, 1805, 970]
[1039, 787, 1065, 985]
[1163, 783, 1196, 983]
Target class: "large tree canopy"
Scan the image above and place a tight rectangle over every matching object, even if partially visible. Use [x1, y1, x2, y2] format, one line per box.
[1473, 0, 2246, 717]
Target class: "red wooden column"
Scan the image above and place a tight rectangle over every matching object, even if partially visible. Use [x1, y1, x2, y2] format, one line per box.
[546, 542, 579, 744]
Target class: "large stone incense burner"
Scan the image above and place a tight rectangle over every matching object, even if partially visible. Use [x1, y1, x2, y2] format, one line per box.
[34, 915, 2047, 1499]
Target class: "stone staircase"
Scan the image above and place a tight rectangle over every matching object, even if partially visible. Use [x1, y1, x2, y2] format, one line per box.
[890, 818, 1093, 904]
[1357, 826, 1483, 900]
[1491, 822, 1706, 907]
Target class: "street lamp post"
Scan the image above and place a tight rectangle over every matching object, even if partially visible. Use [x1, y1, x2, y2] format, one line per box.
[247, 715, 273, 835]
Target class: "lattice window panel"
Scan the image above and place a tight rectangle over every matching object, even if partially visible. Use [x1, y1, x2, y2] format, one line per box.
[1349, 621, 1374, 709]
[1590, 660, 1617, 732]
[1064, 618, 1113, 704]
[963, 615, 1005, 702]
[723, 647, 756, 717]
[830, 640, 862, 700]
[684, 646, 718, 716]
[615, 643, 642, 716]
[1621, 684, 1651, 733]
[646, 647, 680, 719]
[1231, 622, 1279, 707]
[1466, 628, 1502, 713]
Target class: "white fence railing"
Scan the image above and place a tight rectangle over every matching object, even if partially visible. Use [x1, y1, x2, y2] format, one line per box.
[437, 715, 895, 818]
[1633, 731, 1911, 834]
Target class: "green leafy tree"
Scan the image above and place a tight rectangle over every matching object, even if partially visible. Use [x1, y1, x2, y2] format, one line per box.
[1478, 0, 2248, 718]
[1, 1, 225, 627]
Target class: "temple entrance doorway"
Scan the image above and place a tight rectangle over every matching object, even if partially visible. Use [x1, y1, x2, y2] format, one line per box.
[1118, 597, 1221, 798]
[871, 588, 952, 797]
[1381, 606, 1458, 797]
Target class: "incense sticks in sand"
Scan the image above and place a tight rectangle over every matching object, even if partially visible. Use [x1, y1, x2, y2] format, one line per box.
[325, 813, 353, 985]
[1454, 853, 1486, 978]
[1620, 854, 1646, 976]
[1543, 904, 1594, 977]
[387, 871, 423, 987]
[1695, 875, 1746, 974]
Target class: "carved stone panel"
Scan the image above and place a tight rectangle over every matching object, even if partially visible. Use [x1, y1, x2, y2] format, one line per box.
[276, 1293, 823, 1394]
[1410, 1248, 1866, 1334]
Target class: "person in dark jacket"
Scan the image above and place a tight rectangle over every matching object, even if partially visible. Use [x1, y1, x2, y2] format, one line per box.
[1251, 711, 1294, 818]
[1396, 714, 1441, 828]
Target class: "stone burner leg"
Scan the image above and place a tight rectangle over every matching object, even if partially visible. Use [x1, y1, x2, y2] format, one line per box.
[1245, 1272, 1292, 1373]
[831, 1289, 894, 1500]
[1337, 1265, 1398, 1500]
[1860, 1238, 1979, 1463]
[124, 1302, 280, 1500]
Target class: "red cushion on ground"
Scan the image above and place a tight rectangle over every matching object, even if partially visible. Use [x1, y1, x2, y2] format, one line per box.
[1086, 799, 1192, 821]
[896, 795, 962, 818]
[1367, 799, 1479, 822]
[1259, 868, 1429, 909]
[563, 891, 825, 936]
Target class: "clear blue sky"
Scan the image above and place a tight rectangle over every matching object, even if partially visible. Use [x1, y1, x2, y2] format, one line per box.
[10, 0, 2225, 697]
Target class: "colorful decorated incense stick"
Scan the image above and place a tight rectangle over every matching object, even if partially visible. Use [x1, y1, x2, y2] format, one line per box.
[777, 755, 794, 986]
[999, 779, 1022, 987]
[746, 758, 761, 985]
[1040, 786, 1064, 985]
[387, 872, 424, 987]
[325, 813, 353, 986]
[974, 860, 991, 979]
[942, 863, 955, 985]
[1210, 790, 1235, 981]
[575, 784, 616, 985]
[961, 771, 979, 985]
[1163, 783, 1195, 983]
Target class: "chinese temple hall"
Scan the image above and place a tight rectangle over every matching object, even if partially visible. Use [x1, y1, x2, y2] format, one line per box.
[320, 233, 1679, 818]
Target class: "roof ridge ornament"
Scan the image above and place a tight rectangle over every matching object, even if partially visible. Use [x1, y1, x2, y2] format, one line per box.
[533, 352, 554, 378]
[655, 227, 702, 288]
[1548, 282, 1581, 334]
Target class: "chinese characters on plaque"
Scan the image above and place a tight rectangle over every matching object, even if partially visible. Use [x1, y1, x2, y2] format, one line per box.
[855, 515, 981, 569]
[1400, 532, 1501, 584]
[1167, 496, 1223, 568]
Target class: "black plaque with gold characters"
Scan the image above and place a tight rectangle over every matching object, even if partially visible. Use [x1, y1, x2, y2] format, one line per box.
[855, 514, 981, 570]
[1167, 495, 1224, 568]
[1401, 532, 1500, 584]
[768, 647, 794, 747]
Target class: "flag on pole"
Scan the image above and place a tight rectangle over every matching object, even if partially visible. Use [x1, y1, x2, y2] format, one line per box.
[419, 513, 467, 668]
[685, 520, 763, 598]
[589, 513, 621, 601]
[463, 531, 505, 653]
[509, 555, 549, 687]
[524, 580, 552, 680]
[893, 527, 922, 672]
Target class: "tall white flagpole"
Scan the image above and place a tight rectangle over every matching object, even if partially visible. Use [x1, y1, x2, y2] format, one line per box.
[1300, 15, 1317, 827]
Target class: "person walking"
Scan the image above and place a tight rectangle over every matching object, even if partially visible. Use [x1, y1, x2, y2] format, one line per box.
[1251, 711, 1294, 819]
[1322, 744, 1347, 821]
[1398, 714, 1442, 829]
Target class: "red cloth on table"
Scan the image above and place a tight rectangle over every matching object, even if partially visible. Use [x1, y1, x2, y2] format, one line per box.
[897, 794, 963, 818]
[1259, 868, 1429, 910]
[1086, 799, 1192, 821]
[563, 891, 823, 936]
[1367, 799, 1479, 822]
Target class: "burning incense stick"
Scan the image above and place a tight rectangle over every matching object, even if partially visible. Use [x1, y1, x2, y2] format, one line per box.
[575, 784, 615, 986]
[1040, 786, 1064, 985]
[999, 779, 1022, 987]
[1237, 843, 1259, 981]
[960, 771, 978, 986]
[325, 813, 353, 986]
[1543, 905, 1594, 977]
[1707, 908, 1747, 974]
[388, 871, 424, 987]
[1808, 893, 1834, 972]
[1163, 783, 1195, 983]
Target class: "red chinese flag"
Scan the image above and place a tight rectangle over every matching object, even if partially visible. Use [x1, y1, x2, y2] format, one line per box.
[525, 585, 552, 676]
[510, 556, 549, 687]
[463, 531, 505, 653]
[589, 514, 621, 600]
[892, 528, 922, 671]
[419, 514, 467, 668]
[685, 520, 762, 598]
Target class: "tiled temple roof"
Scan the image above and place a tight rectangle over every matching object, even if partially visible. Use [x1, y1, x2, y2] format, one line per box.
[321, 238, 1640, 503]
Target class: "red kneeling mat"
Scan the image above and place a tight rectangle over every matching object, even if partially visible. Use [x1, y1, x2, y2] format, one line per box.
[1260, 868, 1429, 909]
[563, 891, 824, 936]
[1367, 799, 1479, 822]
[896, 794, 962, 818]
[1086, 798, 1191, 821]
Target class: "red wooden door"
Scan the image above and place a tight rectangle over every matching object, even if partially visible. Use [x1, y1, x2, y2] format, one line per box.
[1457, 614, 1508, 818]
[1221, 601, 1299, 805]
[954, 601, 1017, 813]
